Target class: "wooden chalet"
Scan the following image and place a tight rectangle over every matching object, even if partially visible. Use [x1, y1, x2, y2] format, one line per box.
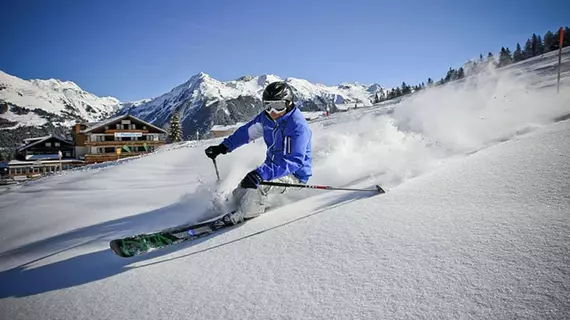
[8, 135, 83, 178]
[15, 135, 74, 161]
[72, 114, 167, 164]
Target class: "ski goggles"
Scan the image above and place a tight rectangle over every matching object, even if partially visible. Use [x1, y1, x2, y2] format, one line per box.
[263, 100, 288, 113]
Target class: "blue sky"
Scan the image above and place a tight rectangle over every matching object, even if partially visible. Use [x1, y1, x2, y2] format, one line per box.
[1, 0, 567, 101]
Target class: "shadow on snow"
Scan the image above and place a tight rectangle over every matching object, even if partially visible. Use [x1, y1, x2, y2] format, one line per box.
[0, 184, 381, 299]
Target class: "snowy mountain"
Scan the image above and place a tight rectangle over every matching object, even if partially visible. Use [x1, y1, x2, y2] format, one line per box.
[0, 70, 125, 159]
[0, 47, 569, 319]
[117, 72, 386, 139]
[119, 98, 152, 110]
[0, 70, 121, 129]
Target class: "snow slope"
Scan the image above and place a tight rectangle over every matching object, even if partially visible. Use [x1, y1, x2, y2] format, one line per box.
[0, 70, 121, 128]
[0, 53, 569, 319]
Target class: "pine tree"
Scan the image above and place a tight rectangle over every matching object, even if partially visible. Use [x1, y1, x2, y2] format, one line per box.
[536, 35, 544, 55]
[401, 82, 412, 95]
[427, 78, 434, 86]
[168, 112, 183, 143]
[523, 39, 533, 59]
[543, 31, 555, 53]
[444, 67, 456, 83]
[552, 29, 562, 51]
[498, 47, 513, 67]
[457, 67, 465, 79]
[394, 87, 402, 97]
[513, 43, 524, 62]
[531, 33, 539, 57]
[564, 26, 570, 47]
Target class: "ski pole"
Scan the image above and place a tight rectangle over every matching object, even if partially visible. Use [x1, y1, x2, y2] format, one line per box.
[212, 159, 220, 181]
[260, 181, 385, 194]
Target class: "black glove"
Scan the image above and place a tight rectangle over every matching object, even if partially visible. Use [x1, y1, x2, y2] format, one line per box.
[205, 144, 228, 159]
[240, 170, 263, 189]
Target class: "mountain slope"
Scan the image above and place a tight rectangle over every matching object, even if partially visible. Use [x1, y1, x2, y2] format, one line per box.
[119, 72, 386, 139]
[0, 70, 126, 160]
[0, 70, 121, 129]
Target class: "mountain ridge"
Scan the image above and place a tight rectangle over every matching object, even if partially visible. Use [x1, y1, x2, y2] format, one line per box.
[0, 69, 386, 158]
[117, 72, 386, 139]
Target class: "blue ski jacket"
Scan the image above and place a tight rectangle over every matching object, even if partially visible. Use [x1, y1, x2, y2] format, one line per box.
[221, 107, 312, 183]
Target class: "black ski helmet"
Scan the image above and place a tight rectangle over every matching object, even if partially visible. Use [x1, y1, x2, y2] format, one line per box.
[262, 81, 294, 103]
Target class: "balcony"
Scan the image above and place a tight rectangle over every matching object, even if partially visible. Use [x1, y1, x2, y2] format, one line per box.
[84, 140, 165, 146]
[104, 129, 149, 134]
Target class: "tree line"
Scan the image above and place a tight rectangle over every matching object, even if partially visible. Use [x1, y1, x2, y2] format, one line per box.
[375, 26, 570, 103]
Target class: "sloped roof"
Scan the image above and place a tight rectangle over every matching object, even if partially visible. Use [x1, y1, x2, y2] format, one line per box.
[17, 135, 72, 152]
[23, 135, 51, 143]
[82, 114, 167, 134]
[25, 154, 61, 161]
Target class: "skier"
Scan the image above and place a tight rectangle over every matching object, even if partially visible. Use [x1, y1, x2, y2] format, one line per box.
[204, 81, 312, 225]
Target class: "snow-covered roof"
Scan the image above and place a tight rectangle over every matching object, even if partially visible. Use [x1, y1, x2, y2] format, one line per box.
[25, 154, 61, 161]
[23, 135, 51, 143]
[8, 159, 83, 165]
[17, 135, 72, 152]
[82, 114, 167, 134]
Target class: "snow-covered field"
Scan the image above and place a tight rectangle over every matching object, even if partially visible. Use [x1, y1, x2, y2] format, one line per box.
[1, 50, 569, 319]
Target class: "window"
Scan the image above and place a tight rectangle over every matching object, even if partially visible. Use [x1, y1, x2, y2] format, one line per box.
[45, 142, 51, 147]
[116, 124, 121, 129]
[130, 124, 136, 130]
[55, 142, 60, 147]
[105, 126, 109, 130]
[65, 152, 71, 157]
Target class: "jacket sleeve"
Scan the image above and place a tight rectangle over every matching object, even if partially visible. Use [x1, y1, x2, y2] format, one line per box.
[256, 125, 311, 181]
[221, 113, 264, 152]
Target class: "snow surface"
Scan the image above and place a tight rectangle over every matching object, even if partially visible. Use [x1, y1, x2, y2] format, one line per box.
[1, 55, 570, 319]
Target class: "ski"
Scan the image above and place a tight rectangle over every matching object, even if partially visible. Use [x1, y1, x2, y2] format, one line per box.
[109, 212, 237, 258]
